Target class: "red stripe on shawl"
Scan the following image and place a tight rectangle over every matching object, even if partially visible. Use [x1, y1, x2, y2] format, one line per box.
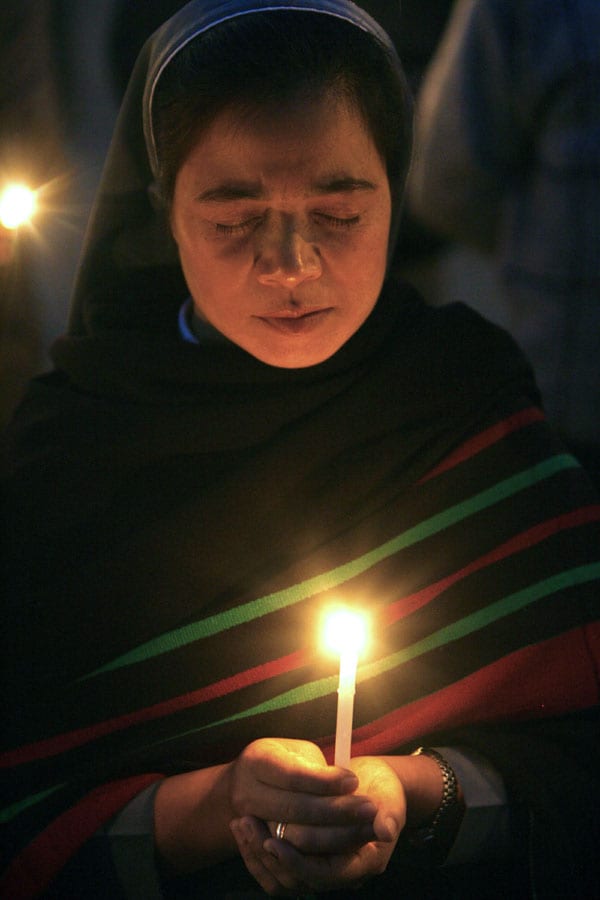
[383, 505, 600, 624]
[328, 624, 600, 761]
[1, 650, 307, 768]
[419, 406, 546, 483]
[6, 506, 599, 768]
[0, 773, 162, 900]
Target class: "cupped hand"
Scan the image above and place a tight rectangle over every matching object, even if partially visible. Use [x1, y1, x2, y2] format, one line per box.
[230, 754, 406, 895]
[229, 738, 376, 829]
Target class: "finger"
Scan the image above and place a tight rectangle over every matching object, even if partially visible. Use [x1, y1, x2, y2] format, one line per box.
[246, 739, 359, 796]
[260, 760, 359, 797]
[349, 756, 405, 842]
[234, 776, 375, 828]
[264, 788, 377, 828]
[372, 807, 401, 843]
[258, 834, 318, 894]
[231, 818, 283, 895]
[264, 837, 373, 893]
[233, 817, 311, 896]
[268, 820, 377, 854]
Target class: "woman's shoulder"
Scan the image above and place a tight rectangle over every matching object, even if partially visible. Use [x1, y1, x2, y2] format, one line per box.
[384, 280, 538, 402]
[1, 368, 124, 483]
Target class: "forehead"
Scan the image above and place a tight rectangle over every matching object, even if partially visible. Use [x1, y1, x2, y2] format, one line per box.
[177, 92, 386, 194]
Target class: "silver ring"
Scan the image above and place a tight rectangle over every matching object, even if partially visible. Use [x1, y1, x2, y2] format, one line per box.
[275, 821, 288, 841]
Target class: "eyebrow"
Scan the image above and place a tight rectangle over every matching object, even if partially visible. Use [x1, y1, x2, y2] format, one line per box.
[197, 176, 377, 203]
[197, 183, 264, 202]
[313, 176, 377, 194]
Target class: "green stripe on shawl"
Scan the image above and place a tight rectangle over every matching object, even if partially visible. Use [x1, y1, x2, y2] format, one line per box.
[0, 784, 64, 825]
[81, 454, 578, 679]
[150, 560, 600, 745]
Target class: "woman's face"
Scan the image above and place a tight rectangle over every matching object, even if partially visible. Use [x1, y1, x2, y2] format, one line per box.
[170, 92, 392, 368]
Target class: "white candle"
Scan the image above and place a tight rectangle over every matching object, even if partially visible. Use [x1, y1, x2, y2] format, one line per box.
[324, 609, 367, 769]
[334, 643, 359, 768]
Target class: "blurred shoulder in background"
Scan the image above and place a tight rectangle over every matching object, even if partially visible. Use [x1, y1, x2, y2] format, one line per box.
[406, 0, 600, 486]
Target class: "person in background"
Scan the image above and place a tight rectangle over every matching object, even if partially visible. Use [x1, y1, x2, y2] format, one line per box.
[0, 1, 67, 427]
[2, 1, 598, 898]
[407, 0, 600, 487]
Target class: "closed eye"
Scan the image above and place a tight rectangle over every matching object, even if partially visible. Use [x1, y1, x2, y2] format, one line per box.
[214, 212, 360, 236]
[316, 213, 360, 229]
[215, 218, 262, 236]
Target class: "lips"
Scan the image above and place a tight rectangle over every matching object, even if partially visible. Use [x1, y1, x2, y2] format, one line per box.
[259, 308, 332, 334]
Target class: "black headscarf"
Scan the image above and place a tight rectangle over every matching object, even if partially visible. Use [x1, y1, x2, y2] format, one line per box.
[67, 0, 409, 340]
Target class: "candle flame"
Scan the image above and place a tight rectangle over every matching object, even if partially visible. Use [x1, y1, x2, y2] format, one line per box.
[0, 184, 37, 230]
[323, 608, 368, 657]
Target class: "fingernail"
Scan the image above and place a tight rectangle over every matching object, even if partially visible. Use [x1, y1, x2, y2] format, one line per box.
[230, 820, 246, 844]
[264, 841, 280, 860]
[357, 801, 377, 820]
[360, 822, 377, 841]
[383, 816, 398, 840]
[341, 774, 359, 792]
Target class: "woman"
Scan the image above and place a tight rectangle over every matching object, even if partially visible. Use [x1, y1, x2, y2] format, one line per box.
[2, 2, 598, 897]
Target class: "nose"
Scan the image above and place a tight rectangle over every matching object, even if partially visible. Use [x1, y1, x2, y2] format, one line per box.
[255, 217, 322, 287]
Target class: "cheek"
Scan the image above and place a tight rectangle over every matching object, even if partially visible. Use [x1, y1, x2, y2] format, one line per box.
[178, 245, 250, 325]
[336, 229, 389, 285]
[173, 220, 211, 279]
[169, 203, 185, 248]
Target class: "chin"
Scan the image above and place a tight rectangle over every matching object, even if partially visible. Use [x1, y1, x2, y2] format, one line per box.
[250, 340, 343, 369]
